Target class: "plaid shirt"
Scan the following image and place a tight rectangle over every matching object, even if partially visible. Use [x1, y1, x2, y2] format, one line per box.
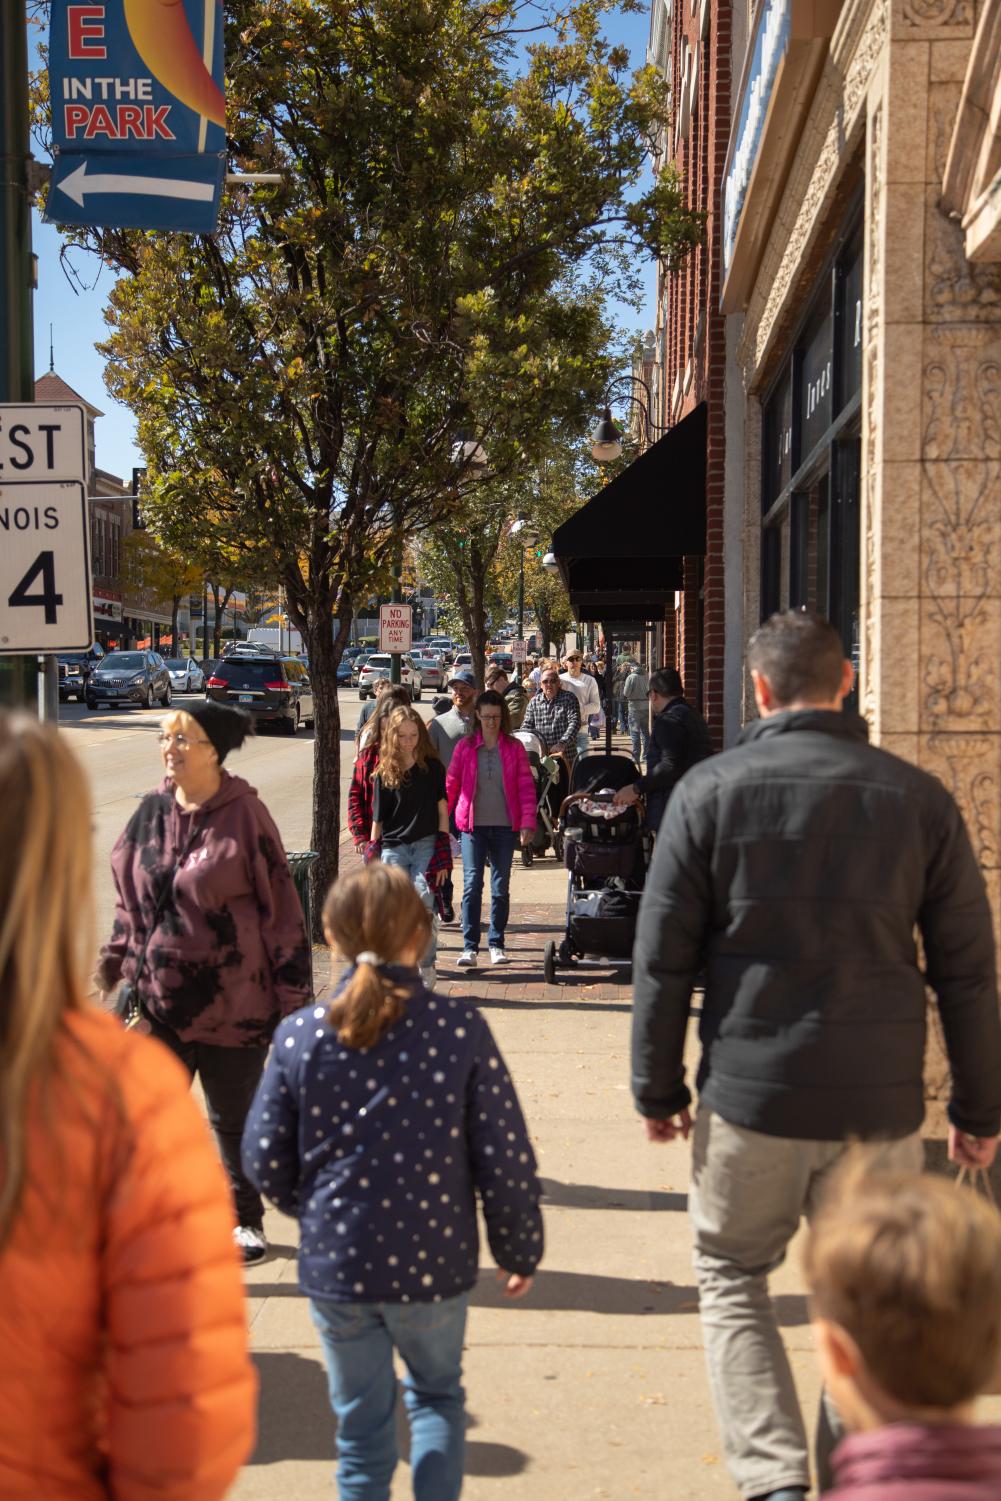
[521, 689, 581, 756]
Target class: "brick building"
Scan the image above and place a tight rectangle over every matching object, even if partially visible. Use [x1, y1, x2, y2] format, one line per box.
[647, 0, 733, 745]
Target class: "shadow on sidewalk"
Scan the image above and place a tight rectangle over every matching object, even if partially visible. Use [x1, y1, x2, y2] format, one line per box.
[540, 1177, 687, 1212]
[247, 1352, 528, 1477]
[471, 1268, 810, 1325]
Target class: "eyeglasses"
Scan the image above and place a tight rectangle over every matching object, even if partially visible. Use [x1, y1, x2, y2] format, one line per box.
[158, 733, 211, 749]
[541, 677, 559, 685]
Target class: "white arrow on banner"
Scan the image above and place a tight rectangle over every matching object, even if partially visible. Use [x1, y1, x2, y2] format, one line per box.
[58, 161, 216, 207]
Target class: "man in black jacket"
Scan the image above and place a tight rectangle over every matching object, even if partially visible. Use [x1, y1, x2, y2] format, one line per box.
[614, 667, 713, 826]
[631, 611, 1001, 1501]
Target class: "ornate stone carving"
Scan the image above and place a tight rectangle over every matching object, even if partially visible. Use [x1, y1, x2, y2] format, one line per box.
[922, 326, 1001, 461]
[902, 0, 972, 29]
[861, 102, 883, 729]
[926, 195, 1001, 320]
[922, 733, 999, 869]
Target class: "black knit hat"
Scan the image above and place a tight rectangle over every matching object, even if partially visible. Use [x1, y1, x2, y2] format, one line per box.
[183, 701, 254, 762]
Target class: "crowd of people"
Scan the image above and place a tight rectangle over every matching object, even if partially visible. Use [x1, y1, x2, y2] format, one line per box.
[3, 613, 1001, 1501]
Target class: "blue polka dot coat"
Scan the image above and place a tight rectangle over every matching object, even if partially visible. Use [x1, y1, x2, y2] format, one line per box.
[242, 975, 544, 1303]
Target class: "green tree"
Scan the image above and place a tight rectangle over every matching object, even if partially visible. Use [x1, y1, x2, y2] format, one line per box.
[121, 533, 202, 650]
[40, 0, 700, 928]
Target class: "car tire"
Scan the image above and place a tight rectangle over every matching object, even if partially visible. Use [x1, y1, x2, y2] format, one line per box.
[160, 683, 171, 707]
[85, 696, 97, 711]
[413, 686, 422, 702]
[285, 704, 300, 736]
[144, 684, 154, 710]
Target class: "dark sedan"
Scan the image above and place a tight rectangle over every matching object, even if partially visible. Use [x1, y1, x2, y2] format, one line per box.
[86, 651, 172, 710]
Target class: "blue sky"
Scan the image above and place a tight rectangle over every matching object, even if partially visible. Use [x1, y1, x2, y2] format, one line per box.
[30, 3, 655, 483]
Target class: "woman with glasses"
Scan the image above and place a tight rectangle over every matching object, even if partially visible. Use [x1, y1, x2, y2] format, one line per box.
[446, 690, 537, 968]
[98, 700, 311, 1265]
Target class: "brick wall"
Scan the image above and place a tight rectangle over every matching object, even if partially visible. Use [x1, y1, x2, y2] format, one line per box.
[655, 0, 730, 747]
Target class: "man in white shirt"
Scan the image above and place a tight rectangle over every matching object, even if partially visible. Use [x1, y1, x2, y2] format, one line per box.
[560, 651, 602, 758]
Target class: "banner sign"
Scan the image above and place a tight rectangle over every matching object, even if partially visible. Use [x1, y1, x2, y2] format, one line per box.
[45, 0, 227, 234]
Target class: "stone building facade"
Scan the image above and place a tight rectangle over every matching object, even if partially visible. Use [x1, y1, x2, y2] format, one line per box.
[722, 0, 1001, 921]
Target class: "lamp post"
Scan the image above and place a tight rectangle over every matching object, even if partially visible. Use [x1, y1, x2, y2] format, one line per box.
[509, 517, 539, 644]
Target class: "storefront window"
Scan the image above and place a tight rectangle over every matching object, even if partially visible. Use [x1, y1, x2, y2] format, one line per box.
[760, 197, 863, 663]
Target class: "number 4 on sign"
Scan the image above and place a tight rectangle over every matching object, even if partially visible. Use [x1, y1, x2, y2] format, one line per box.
[8, 552, 64, 625]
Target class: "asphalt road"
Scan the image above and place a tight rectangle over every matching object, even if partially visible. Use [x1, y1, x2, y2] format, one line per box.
[59, 689, 374, 946]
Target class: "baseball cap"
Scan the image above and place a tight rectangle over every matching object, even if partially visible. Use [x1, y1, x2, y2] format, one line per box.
[448, 669, 477, 688]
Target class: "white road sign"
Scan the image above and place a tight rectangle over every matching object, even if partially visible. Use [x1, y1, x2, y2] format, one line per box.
[512, 639, 528, 662]
[0, 403, 87, 482]
[379, 603, 413, 653]
[0, 404, 92, 652]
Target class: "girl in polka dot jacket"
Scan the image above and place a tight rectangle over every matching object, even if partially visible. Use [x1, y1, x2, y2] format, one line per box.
[242, 861, 543, 1500]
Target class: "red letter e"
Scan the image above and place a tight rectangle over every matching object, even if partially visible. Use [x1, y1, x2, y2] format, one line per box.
[68, 5, 107, 59]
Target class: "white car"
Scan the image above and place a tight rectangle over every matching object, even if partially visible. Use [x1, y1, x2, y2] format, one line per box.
[163, 656, 205, 693]
[358, 652, 423, 701]
[413, 654, 445, 689]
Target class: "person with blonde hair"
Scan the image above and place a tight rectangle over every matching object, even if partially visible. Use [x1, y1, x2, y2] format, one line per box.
[348, 685, 413, 850]
[803, 1161, 1001, 1498]
[98, 699, 311, 1264]
[242, 862, 542, 1500]
[0, 712, 256, 1499]
[369, 705, 452, 988]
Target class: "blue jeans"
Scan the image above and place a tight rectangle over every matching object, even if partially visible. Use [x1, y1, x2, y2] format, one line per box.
[460, 826, 517, 950]
[381, 835, 437, 966]
[627, 704, 649, 764]
[311, 1292, 469, 1501]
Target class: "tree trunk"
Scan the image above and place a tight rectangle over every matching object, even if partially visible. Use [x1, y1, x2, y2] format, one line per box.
[212, 584, 233, 656]
[306, 607, 350, 942]
[170, 593, 180, 653]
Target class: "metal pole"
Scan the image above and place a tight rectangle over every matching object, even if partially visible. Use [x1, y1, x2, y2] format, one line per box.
[389, 543, 402, 686]
[604, 628, 614, 757]
[0, 1, 42, 711]
[517, 547, 525, 642]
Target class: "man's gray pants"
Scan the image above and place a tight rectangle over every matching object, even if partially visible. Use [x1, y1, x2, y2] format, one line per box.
[689, 1108, 923, 1498]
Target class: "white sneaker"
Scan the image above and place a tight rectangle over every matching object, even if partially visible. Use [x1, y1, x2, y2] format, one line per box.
[234, 1225, 267, 1265]
[419, 965, 436, 989]
[489, 947, 509, 966]
[456, 950, 477, 968]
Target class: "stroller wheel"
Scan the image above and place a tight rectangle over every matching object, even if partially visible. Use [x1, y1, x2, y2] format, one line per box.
[552, 831, 564, 861]
[543, 941, 558, 986]
[521, 845, 533, 867]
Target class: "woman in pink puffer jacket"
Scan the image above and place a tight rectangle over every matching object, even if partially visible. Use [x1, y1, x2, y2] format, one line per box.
[445, 690, 536, 969]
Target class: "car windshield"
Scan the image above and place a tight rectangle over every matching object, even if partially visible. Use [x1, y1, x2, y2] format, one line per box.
[364, 656, 391, 669]
[163, 658, 187, 669]
[215, 660, 284, 684]
[58, 653, 88, 665]
[101, 653, 145, 670]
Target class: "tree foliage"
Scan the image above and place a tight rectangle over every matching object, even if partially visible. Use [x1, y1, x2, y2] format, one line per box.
[37, 0, 701, 924]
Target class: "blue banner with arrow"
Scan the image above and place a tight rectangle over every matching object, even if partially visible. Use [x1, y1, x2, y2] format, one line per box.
[45, 0, 226, 234]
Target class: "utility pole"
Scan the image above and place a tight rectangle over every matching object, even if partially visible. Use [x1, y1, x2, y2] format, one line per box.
[389, 538, 403, 687]
[0, 1, 47, 711]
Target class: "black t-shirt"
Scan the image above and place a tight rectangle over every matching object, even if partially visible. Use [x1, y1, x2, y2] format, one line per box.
[373, 758, 447, 846]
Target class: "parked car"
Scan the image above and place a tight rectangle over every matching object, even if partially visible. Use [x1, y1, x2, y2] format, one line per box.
[57, 643, 105, 702]
[85, 651, 172, 710]
[163, 656, 205, 693]
[428, 636, 455, 663]
[205, 655, 315, 735]
[351, 651, 375, 687]
[489, 651, 514, 675]
[336, 657, 354, 685]
[357, 653, 422, 701]
[412, 653, 444, 689]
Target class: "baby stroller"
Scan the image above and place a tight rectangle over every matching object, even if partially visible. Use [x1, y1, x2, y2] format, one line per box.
[543, 752, 651, 984]
[513, 729, 564, 866]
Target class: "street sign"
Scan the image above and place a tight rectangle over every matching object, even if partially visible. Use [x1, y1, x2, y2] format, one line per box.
[512, 639, 528, 663]
[45, 0, 227, 234]
[379, 603, 413, 654]
[0, 404, 93, 652]
[0, 482, 93, 651]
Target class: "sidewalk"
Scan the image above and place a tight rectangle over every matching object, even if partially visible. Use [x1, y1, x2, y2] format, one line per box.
[233, 838, 822, 1501]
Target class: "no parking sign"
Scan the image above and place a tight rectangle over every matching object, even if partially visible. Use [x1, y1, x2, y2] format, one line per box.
[379, 604, 412, 653]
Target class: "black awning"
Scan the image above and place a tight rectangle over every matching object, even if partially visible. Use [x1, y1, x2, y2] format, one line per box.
[552, 401, 706, 621]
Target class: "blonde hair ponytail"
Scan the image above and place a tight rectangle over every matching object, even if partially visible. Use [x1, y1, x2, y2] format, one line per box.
[323, 865, 432, 1049]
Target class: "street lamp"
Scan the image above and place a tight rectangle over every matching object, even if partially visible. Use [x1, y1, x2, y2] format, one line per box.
[542, 551, 559, 572]
[451, 432, 489, 474]
[509, 516, 539, 643]
[589, 373, 666, 463]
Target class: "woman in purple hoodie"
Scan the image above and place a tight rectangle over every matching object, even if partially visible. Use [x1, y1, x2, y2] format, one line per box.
[99, 701, 311, 1264]
[804, 1161, 1001, 1501]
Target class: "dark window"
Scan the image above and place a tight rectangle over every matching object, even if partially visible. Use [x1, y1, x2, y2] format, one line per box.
[836, 232, 863, 408]
[762, 372, 793, 511]
[799, 300, 833, 458]
[216, 660, 286, 685]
